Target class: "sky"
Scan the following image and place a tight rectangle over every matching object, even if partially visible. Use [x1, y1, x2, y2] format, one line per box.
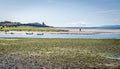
[0, 0, 120, 27]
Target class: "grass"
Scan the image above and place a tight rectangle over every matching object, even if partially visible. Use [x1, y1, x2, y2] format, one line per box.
[0, 38, 120, 68]
[0, 26, 68, 32]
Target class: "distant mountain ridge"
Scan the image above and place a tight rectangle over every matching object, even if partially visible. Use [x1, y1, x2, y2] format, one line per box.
[100, 25, 120, 29]
[57, 25, 120, 29]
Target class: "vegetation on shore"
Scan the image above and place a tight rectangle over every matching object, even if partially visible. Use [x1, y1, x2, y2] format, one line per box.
[0, 21, 49, 27]
[0, 21, 68, 32]
[0, 26, 68, 32]
[0, 38, 120, 68]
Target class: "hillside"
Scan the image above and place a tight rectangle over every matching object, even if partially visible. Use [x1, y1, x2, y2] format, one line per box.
[0, 21, 49, 27]
[58, 25, 120, 29]
[100, 25, 120, 29]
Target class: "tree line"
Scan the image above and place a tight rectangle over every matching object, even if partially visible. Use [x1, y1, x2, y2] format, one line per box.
[0, 21, 49, 27]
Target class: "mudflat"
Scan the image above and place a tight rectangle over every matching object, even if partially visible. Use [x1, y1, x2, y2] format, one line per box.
[0, 38, 120, 68]
[0, 29, 120, 34]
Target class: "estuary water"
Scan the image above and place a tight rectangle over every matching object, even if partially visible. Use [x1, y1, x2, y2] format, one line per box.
[0, 33, 120, 39]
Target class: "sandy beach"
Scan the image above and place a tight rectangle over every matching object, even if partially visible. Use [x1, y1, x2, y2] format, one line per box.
[0, 29, 120, 34]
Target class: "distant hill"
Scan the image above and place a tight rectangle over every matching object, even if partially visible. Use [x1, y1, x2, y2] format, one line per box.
[57, 25, 120, 29]
[82, 25, 120, 29]
[99, 25, 120, 29]
[22, 22, 49, 27]
[0, 21, 49, 27]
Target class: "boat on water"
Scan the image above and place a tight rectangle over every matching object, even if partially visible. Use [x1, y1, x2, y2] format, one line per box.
[26, 32, 44, 35]
[37, 33, 44, 35]
[26, 32, 33, 35]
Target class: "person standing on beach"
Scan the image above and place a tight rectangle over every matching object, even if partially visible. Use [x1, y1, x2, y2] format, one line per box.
[79, 28, 81, 31]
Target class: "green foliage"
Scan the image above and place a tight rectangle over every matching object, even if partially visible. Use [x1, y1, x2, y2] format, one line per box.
[0, 38, 120, 68]
[0, 26, 68, 32]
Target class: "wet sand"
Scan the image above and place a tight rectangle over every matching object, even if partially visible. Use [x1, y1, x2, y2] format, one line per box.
[0, 29, 120, 34]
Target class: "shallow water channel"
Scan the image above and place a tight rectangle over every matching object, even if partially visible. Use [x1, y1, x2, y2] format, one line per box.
[0, 33, 120, 39]
[106, 56, 120, 60]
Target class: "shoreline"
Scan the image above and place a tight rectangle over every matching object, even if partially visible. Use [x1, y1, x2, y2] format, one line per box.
[0, 29, 120, 34]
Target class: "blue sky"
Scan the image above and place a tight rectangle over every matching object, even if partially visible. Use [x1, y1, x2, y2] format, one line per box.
[0, 0, 120, 27]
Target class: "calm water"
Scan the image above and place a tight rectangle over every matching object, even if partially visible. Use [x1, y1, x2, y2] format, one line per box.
[106, 56, 120, 60]
[0, 33, 120, 39]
